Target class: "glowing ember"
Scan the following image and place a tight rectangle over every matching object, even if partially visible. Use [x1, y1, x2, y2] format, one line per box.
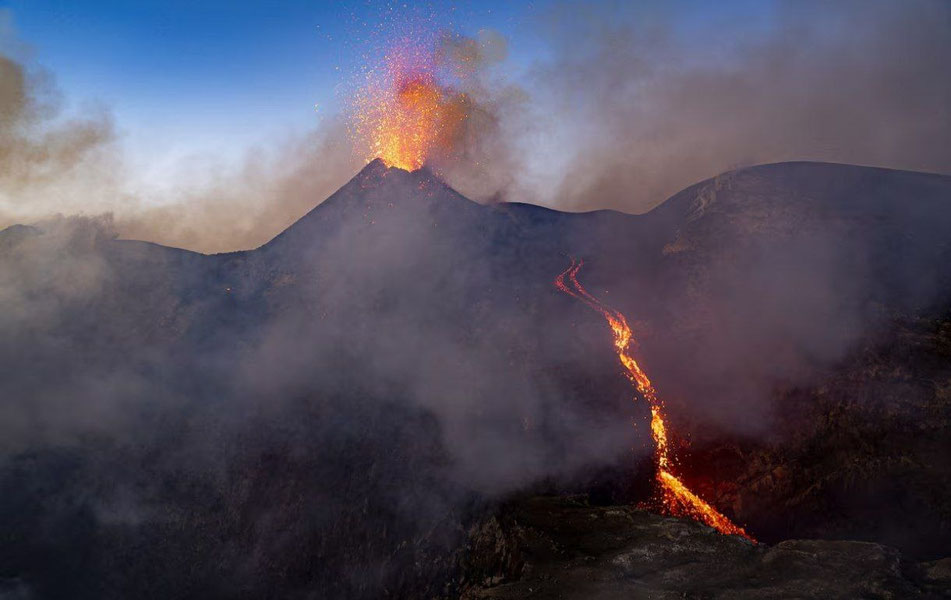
[555, 258, 753, 540]
[350, 39, 467, 171]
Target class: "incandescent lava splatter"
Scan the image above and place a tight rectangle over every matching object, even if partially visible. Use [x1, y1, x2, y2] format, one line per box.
[350, 38, 468, 171]
[555, 258, 753, 540]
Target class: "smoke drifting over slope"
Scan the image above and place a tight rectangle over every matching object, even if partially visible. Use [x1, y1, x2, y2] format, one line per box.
[4, 158, 950, 598]
[0, 164, 647, 598]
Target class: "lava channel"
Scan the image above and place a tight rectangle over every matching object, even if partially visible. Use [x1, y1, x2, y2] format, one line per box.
[555, 257, 753, 540]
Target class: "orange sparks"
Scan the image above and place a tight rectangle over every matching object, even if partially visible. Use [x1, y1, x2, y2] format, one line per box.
[350, 40, 467, 171]
[555, 258, 753, 540]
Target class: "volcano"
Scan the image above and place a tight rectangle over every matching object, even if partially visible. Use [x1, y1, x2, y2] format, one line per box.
[2, 161, 951, 598]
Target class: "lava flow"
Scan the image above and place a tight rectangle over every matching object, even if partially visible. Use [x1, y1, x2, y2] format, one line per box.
[555, 258, 753, 540]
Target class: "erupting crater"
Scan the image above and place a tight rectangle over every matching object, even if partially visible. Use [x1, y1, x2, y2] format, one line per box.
[349, 39, 468, 172]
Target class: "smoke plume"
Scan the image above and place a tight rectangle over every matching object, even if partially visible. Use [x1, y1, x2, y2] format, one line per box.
[0, 42, 121, 224]
[442, 0, 951, 213]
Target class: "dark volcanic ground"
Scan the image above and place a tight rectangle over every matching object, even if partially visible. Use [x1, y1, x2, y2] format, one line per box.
[458, 496, 951, 599]
[700, 311, 951, 557]
[1, 160, 950, 598]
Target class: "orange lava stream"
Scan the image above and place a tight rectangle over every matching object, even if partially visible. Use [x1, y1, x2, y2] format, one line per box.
[555, 258, 753, 540]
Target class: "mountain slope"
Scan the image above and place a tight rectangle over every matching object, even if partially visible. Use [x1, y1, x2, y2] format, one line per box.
[1, 161, 950, 598]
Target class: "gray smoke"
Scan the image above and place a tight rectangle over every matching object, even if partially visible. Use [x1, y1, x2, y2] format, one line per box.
[444, 0, 951, 214]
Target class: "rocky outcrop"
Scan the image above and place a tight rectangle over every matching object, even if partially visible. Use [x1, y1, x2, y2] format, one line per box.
[685, 313, 951, 559]
[459, 496, 951, 599]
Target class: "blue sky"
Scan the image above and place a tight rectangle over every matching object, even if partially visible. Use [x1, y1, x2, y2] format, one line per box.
[1, 1, 544, 170]
[8, 1, 943, 253]
[0, 0, 830, 233]
[0, 1, 773, 165]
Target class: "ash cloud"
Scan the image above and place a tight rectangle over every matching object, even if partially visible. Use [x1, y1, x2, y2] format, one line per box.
[0, 22, 122, 224]
[428, 29, 530, 205]
[447, 0, 951, 213]
[117, 120, 362, 253]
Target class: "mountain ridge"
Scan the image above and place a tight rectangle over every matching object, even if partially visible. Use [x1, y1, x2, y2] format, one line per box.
[7, 159, 947, 258]
[2, 159, 951, 598]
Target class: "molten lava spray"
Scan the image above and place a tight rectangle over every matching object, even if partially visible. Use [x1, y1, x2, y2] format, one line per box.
[350, 39, 468, 171]
[556, 258, 753, 540]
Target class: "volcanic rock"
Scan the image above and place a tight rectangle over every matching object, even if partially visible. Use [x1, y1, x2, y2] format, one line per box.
[458, 496, 951, 599]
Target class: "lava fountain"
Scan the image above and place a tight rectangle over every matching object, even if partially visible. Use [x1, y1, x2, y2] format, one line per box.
[556, 258, 753, 540]
[350, 38, 469, 171]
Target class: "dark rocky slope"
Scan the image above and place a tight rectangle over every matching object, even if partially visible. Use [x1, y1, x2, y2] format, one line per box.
[691, 311, 951, 559]
[1, 161, 950, 598]
[458, 496, 951, 599]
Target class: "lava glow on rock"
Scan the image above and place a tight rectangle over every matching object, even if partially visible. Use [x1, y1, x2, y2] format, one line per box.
[556, 258, 754, 540]
[350, 38, 468, 171]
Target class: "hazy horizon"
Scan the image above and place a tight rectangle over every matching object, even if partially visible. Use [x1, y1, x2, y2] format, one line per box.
[2, 0, 949, 253]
